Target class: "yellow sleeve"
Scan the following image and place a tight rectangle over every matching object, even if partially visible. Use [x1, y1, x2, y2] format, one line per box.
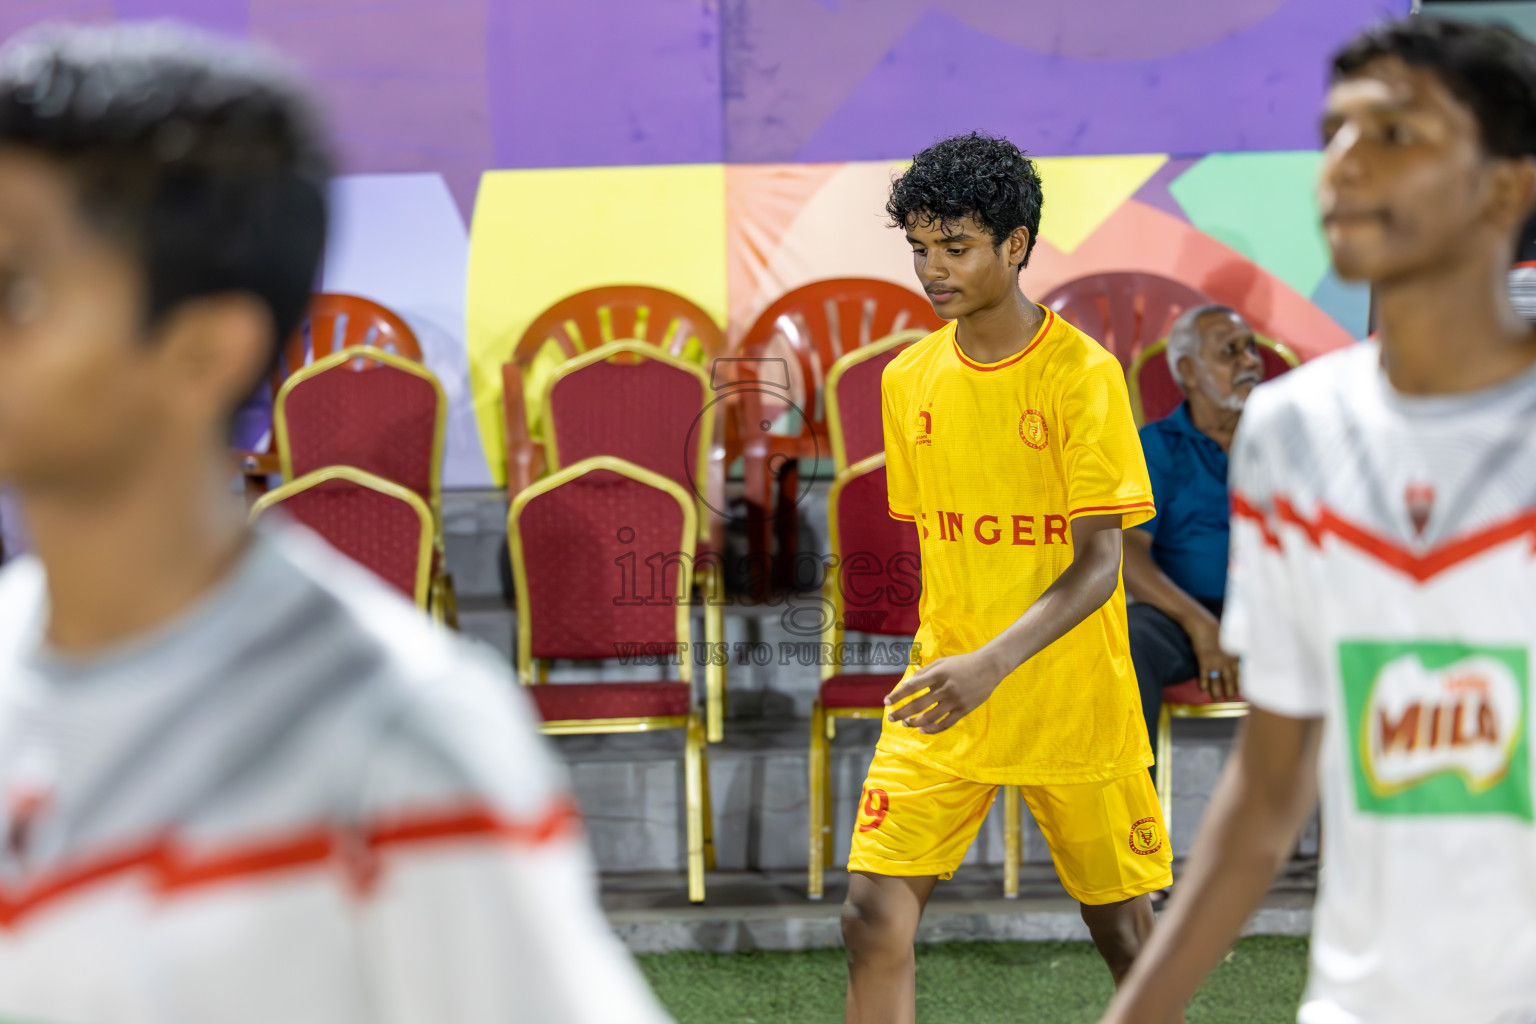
[1059, 357, 1155, 529]
[880, 366, 919, 521]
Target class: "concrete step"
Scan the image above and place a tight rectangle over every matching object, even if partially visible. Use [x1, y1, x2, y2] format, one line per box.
[603, 862, 1318, 953]
[555, 718, 1286, 875]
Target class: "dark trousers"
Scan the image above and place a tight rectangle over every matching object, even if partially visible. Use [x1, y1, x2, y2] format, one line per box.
[1128, 598, 1224, 770]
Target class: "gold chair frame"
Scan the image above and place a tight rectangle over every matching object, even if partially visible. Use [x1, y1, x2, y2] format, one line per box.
[1155, 698, 1249, 840]
[541, 342, 728, 742]
[823, 329, 930, 473]
[273, 345, 458, 627]
[251, 465, 435, 609]
[508, 455, 715, 903]
[1127, 335, 1300, 426]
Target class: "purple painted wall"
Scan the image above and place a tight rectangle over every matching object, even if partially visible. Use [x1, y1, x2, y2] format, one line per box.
[0, 0, 1410, 206]
[783, 1, 1406, 161]
[486, 0, 723, 169]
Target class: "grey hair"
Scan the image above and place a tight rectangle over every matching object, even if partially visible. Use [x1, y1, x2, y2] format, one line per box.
[1165, 304, 1239, 392]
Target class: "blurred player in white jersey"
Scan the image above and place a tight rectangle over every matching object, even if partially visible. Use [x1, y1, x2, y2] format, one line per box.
[0, 23, 670, 1024]
[1105, 16, 1536, 1024]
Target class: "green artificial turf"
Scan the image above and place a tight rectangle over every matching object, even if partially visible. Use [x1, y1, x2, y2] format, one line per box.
[640, 936, 1308, 1024]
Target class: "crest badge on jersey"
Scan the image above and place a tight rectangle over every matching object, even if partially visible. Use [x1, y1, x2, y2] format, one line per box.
[1340, 640, 1532, 821]
[916, 409, 932, 447]
[1019, 409, 1048, 450]
[1127, 816, 1164, 856]
[1405, 483, 1435, 537]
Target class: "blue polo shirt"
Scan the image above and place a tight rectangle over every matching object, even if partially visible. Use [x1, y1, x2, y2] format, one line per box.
[1134, 402, 1229, 602]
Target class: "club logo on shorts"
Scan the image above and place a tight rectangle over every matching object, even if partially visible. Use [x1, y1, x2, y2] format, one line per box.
[1019, 410, 1048, 450]
[1128, 816, 1164, 856]
[1341, 640, 1531, 820]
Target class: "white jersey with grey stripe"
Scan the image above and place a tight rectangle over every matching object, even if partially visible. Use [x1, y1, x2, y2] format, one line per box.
[0, 519, 671, 1024]
[1223, 340, 1536, 1024]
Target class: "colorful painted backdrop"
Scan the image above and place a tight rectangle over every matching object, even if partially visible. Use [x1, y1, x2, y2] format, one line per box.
[0, 0, 1409, 485]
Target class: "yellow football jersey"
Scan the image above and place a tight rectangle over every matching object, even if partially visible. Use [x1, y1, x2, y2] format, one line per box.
[878, 308, 1155, 785]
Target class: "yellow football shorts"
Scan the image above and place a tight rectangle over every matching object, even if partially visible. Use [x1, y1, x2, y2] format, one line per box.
[846, 749, 1172, 905]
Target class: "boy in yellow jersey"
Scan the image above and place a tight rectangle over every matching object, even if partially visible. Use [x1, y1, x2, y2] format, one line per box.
[841, 132, 1172, 1024]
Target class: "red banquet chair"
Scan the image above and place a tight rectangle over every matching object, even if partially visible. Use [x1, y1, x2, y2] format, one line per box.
[1156, 680, 1249, 837]
[1128, 335, 1300, 426]
[541, 340, 727, 741]
[729, 279, 943, 597]
[809, 455, 919, 899]
[250, 466, 434, 608]
[507, 456, 715, 903]
[823, 329, 929, 473]
[500, 285, 725, 496]
[273, 345, 455, 625]
[1040, 272, 1208, 369]
[236, 293, 425, 484]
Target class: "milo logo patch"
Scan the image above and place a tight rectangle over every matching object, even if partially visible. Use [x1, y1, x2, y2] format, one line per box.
[1341, 641, 1531, 820]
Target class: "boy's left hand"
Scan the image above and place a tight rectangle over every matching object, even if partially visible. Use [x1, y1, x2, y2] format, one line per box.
[885, 650, 1010, 733]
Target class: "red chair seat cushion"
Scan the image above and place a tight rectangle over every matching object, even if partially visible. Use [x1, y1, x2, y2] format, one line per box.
[821, 673, 902, 709]
[527, 682, 692, 722]
[1163, 678, 1245, 706]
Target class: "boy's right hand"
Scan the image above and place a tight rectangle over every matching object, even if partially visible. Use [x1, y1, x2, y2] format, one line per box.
[884, 649, 1009, 733]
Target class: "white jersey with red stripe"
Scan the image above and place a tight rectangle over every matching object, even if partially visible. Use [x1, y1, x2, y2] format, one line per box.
[0, 520, 671, 1024]
[1224, 340, 1536, 1024]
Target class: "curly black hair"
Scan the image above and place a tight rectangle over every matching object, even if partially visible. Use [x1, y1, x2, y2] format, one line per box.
[0, 22, 331, 360]
[886, 132, 1044, 269]
[1332, 17, 1536, 160]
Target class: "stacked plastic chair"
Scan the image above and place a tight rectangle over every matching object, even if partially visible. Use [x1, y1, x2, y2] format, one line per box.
[729, 279, 942, 597]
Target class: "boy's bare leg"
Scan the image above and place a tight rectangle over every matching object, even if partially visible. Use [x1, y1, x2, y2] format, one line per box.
[1082, 893, 1183, 1021]
[842, 871, 937, 1024]
[1080, 894, 1155, 984]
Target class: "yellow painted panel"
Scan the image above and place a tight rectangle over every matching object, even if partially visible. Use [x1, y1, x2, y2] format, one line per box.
[1033, 154, 1168, 254]
[466, 164, 728, 485]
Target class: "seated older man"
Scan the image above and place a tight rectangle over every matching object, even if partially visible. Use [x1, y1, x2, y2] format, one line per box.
[1124, 304, 1264, 768]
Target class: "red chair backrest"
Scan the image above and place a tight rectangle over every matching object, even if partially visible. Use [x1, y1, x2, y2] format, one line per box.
[827, 332, 923, 470]
[545, 350, 708, 494]
[514, 467, 692, 660]
[279, 353, 442, 507]
[1040, 273, 1208, 368]
[1136, 340, 1297, 425]
[831, 463, 921, 637]
[276, 293, 423, 383]
[268, 477, 428, 602]
[734, 279, 943, 455]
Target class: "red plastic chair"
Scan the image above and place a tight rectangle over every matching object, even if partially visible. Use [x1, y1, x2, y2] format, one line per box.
[824, 329, 929, 472]
[501, 286, 725, 495]
[237, 294, 425, 484]
[250, 466, 434, 607]
[274, 346, 454, 624]
[729, 279, 943, 597]
[541, 341, 726, 739]
[1040, 273, 1209, 369]
[1129, 335, 1301, 426]
[508, 456, 715, 902]
[808, 455, 922, 899]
